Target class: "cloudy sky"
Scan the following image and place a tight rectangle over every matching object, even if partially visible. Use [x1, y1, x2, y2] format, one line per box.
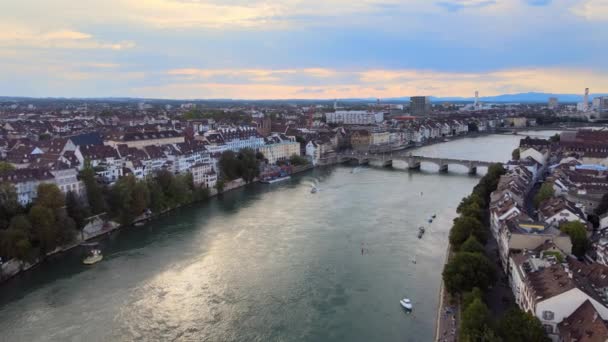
[1, 0, 607, 99]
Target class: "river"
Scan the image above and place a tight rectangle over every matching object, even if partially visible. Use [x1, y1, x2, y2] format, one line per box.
[0, 132, 557, 342]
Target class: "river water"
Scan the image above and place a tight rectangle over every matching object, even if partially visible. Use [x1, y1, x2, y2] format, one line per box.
[0, 132, 556, 342]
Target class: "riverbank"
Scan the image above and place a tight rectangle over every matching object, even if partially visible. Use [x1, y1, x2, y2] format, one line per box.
[0, 127, 555, 284]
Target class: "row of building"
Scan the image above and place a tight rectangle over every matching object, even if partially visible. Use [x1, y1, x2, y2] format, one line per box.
[489, 130, 608, 341]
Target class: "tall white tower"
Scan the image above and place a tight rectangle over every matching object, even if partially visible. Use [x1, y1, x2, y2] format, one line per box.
[584, 88, 589, 111]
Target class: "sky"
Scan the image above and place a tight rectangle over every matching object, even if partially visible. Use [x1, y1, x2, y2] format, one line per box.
[1, 0, 607, 99]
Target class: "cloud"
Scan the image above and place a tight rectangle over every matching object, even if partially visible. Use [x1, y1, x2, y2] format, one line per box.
[436, 0, 496, 12]
[0, 24, 135, 50]
[571, 0, 608, 21]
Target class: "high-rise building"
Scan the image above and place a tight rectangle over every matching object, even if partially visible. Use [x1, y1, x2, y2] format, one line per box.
[410, 96, 431, 115]
[599, 96, 608, 119]
[584, 88, 589, 111]
[548, 97, 558, 110]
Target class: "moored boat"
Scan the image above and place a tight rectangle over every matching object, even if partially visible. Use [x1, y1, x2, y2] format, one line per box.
[83, 249, 103, 265]
[261, 175, 291, 184]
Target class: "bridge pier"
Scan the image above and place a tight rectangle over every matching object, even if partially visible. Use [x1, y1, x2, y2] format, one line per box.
[438, 164, 448, 173]
[468, 166, 477, 175]
[408, 161, 421, 170]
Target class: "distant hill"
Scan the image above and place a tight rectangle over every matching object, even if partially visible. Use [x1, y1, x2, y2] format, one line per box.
[1, 92, 607, 104]
[387, 92, 608, 103]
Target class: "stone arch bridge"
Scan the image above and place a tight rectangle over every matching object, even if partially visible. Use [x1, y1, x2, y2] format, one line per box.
[338, 151, 498, 174]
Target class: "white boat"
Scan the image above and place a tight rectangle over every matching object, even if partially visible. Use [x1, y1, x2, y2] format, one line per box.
[261, 175, 291, 184]
[311, 186, 318, 194]
[400, 298, 413, 311]
[83, 249, 103, 265]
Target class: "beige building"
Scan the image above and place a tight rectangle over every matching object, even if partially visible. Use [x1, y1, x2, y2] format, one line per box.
[258, 134, 300, 165]
[370, 131, 390, 146]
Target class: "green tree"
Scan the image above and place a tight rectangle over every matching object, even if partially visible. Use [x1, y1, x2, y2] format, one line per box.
[237, 148, 260, 183]
[0, 161, 15, 174]
[28, 205, 58, 254]
[215, 179, 225, 194]
[0, 219, 32, 261]
[462, 287, 484, 310]
[549, 133, 560, 143]
[0, 182, 22, 229]
[35, 183, 65, 210]
[560, 221, 589, 258]
[449, 216, 486, 248]
[534, 182, 555, 208]
[147, 179, 167, 214]
[459, 298, 497, 342]
[219, 150, 240, 181]
[66, 191, 89, 234]
[442, 252, 496, 294]
[460, 235, 485, 254]
[511, 148, 520, 160]
[457, 194, 485, 214]
[496, 308, 550, 342]
[289, 154, 309, 166]
[595, 193, 608, 216]
[81, 163, 106, 214]
[132, 181, 150, 216]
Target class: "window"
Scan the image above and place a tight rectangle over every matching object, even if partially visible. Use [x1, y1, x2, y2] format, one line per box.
[542, 310, 554, 321]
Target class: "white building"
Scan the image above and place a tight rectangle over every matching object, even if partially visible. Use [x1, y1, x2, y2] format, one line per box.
[325, 110, 384, 125]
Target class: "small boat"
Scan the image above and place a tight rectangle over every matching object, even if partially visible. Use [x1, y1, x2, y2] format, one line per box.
[418, 230, 424, 239]
[428, 218, 433, 223]
[432, 214, 436, 219]
[311, 186, 318, 194]
[83, 249, 103, 265]
[400, 298, 413, 311]
[261, 175, 291, 184]
[418, 226, 425, 232]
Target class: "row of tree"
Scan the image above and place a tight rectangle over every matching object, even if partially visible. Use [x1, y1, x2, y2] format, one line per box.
[442, 164, 549, 341]
[460, 288, 549, 342]
[0, 166, 211, 262]
[0, 184, 79, 261]
[218, 148, 262, 183]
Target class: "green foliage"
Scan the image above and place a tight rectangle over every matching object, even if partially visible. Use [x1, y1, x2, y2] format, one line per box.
[449, 216, 486, 248]
[35, 183, 65, 210]
[496, 308, 550, 342]
[289, 154, 308, 166]
[461, 235, 485, 254]
[66, 191, 89, 231]
[0, 182, 22, 229]
[549, 133, 560, 143]
[442, 252, 496, 294]
[511, 148, 520, 160]
[81, 163, 106, 214]
[182, 109, 248, 122]
[534, 182, 555, 208]
[0, 161, 15, 174]
[38, 133, 52, 141]
[459, 298, 498, 342]
[28, 205, 57, 253]
[218, 148, 260, 183]
[560, 221, 589, 257]
[0, 218, 32, 260]
[462, 287, 483, 310]
[215, 179, 225, 194]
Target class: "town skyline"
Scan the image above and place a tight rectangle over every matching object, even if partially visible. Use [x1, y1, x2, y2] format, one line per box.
[2, 0, 608, 99]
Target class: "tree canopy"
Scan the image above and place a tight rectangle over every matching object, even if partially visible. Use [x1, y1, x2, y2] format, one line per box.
[511, 148, 520, 161]
[460, 235, 485, 254]
[449, 216, 486, 248]
[534, 182, 555, 208]
[459, 297, 498, 342]
[560, 221, 589, 258]
[496, 308, 550, 342]
[442, 252, 496, 294]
